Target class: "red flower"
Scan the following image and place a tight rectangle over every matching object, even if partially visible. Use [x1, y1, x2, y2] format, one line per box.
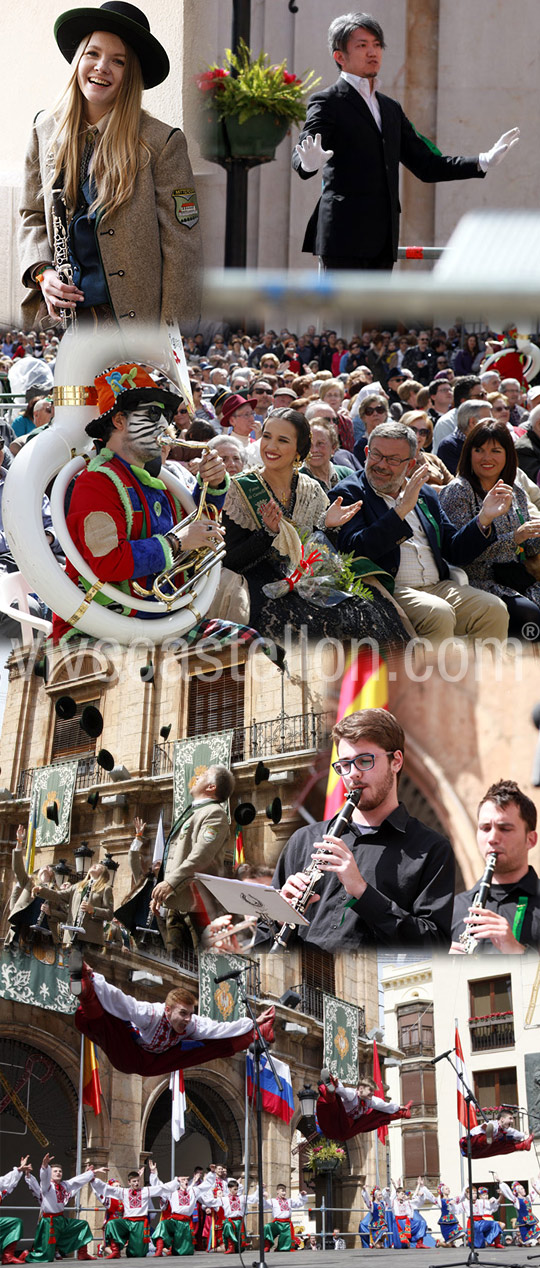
[283, 71, 300, 85]
[196, 67, 230, 92]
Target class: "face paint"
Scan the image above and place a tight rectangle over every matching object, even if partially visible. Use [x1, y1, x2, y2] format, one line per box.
[124, 403, 172, 459]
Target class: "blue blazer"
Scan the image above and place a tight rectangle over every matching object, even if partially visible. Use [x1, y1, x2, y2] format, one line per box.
[330, 468, 494, 579]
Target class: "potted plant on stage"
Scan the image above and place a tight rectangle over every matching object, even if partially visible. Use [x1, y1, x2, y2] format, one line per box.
[197, 39, 319, 168]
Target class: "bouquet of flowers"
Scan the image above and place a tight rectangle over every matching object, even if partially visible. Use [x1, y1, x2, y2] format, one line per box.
[262, 531, 375, 608]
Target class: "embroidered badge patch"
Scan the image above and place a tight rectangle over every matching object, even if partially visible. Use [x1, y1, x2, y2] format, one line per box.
[172, 188, 199, 228]
[202, 827, 218, 842]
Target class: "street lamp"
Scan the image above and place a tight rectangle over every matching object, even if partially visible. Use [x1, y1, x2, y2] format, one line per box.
[73, 841, 94, 878]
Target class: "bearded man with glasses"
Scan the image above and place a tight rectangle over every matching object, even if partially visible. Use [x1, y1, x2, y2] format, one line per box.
[330, 421, 511, 640]
[262, 708, 455, 951]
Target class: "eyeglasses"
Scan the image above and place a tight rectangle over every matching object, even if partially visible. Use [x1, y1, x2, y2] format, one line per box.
[363, 405, 387, 416]
[254, 389, 273, 396]
[332, 751, 396, 776]
[369, 449, 410, 467]
[411, 427, 429, 437]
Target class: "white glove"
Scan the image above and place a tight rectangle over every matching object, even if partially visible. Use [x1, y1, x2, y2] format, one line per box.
[478, 126, 520, 171]
[295, 132, 334, 173]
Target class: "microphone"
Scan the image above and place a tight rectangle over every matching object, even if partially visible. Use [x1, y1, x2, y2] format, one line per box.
[213, 968, 247, 985]
[430, 1048, 455, 1064]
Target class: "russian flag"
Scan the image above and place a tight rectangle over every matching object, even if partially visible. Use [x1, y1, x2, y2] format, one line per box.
[246, 1051, 295, 1124]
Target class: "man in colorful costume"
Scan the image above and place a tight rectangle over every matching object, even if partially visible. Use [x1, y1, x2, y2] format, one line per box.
[261, 1185, 309, 1252]
[461, 1109, 533, 1159]
[0, 1158, 32, 1264]
[92, 1167, 168, 1259]
[317, 1070, 412, 1140]
[25, 1154, 95, 1262]
[222, 1181, 249, 1255]
[73, 966, 274, 1077]
[52, 362, 228, 641]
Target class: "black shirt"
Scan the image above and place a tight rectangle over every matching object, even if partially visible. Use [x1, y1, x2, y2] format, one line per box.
[451, 865, 540, 953]
[258, 802, 455, 952]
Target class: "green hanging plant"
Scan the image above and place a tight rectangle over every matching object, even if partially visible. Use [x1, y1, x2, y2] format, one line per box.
[196, 40, 320, 126]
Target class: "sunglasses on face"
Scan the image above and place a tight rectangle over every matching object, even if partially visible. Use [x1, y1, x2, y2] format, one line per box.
[332, 751, 396, 776]
[363, 405, 387, 416]
[411, 427, 429, 437]
[146, 404, 174, 423]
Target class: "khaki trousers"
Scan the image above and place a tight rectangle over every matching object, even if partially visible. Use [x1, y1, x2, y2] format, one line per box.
[392, 579, 509, 640]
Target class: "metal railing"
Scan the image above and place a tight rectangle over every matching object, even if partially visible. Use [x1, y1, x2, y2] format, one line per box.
[152, 710, 333, 773]
[289, 982, 365, 1034]
[397, 1038, 435, 1058]
[17, 756, 109, 800]
[469, 1011, 515, 1052]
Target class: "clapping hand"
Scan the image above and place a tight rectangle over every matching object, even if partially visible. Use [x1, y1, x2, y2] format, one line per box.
[324, 497, 363, 529]
[479, 480, 514, 524]
[260, 498, 282, 533]
[395, 463, 430, 518]
[514, 519, 540, 545]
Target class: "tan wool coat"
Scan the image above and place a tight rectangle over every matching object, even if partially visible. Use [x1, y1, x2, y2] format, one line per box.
[163, 802, 230, 914]
[18, 109, 202, 328]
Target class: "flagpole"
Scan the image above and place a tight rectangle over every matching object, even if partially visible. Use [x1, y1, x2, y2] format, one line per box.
[457, 1018, 464, 1192]
[76, 1035, 85, 1213]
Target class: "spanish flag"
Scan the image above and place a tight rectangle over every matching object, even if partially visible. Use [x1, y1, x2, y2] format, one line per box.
[25, 799, 38, 876]
[82, 1038, 102, 1115]
[233, 827, 245, 869]
[324, 650, 388, 820]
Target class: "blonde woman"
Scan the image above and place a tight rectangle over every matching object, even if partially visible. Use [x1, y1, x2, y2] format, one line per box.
[37, 861, 114, 949]
[19, 1, 201, 329]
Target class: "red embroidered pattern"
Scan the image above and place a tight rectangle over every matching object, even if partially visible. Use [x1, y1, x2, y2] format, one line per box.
[133, 1010, 183, 1053]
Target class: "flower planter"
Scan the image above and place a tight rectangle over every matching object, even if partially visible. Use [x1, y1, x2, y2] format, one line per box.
[200, 109, 290, 168]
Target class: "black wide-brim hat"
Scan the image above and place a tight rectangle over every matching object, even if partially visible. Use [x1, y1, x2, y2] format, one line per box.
[54, 1, 170, 90]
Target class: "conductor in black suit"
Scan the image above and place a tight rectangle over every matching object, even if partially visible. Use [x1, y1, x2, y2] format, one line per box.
[292, 11, 519, 270]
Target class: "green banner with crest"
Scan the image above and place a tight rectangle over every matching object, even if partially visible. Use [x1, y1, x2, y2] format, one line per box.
[323, 994, 359, 1086]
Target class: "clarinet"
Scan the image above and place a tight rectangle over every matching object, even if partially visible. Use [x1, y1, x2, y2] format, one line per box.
[63, 875, 95, 944]
[51, 185, 77, 332]
[458, 852, 497, 954]
[136, 874, 162, 943]
[271, 789, 363, 951]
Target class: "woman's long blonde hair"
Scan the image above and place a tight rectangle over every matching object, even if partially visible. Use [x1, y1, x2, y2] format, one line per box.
[77, 864, 111, 895]
[46, 33, 149, 220]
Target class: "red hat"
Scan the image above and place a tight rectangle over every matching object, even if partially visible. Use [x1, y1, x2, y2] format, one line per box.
[220, 393, 258, 428]
[85, 362, 181, 440]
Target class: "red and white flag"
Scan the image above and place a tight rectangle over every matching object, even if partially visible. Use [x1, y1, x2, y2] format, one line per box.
[455, 1025, 477, 1131]
[170, 1069, 186, 1141]
[372, 1041, 388, 1145]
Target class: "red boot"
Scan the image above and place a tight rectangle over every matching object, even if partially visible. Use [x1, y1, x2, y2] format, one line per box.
[105, 1244, 122, 1259]
[77, 1250, 95, 1261]
[2, 1249, 28, 1265]
[225, 1247, 235, 1255]
[75, 963, 104, 1017]
[154, 1240, 165, 1257]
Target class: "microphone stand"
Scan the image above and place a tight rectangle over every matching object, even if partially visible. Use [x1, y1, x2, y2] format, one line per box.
[214, 967, 281, 1268]
[428, 1049, 521, 1268]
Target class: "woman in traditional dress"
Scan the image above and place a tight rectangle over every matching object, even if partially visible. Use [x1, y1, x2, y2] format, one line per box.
[222, 408, 409, 644]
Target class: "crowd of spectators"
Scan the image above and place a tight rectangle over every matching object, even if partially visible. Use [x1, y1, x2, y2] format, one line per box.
[2, 320, 540, 645]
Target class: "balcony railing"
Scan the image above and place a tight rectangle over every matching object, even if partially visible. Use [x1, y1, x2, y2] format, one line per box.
[16, 711, 333, 800]
[290, 982, 365, 1034]
[397, 1037, 435, 1058]
[152, 711, 333, 773]
[17, 756, 110, 800]
[469, 1012, 515, 1052]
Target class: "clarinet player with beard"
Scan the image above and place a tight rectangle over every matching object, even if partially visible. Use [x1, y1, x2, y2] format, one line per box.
[259, 708, 455, 953]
